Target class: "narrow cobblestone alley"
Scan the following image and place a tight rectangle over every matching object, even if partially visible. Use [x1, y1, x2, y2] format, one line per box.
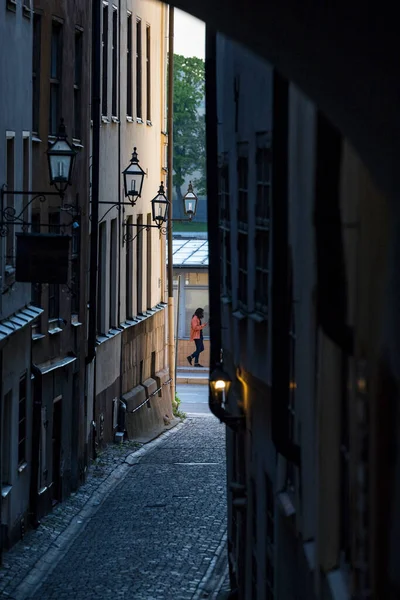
[0, 408, 229, 600]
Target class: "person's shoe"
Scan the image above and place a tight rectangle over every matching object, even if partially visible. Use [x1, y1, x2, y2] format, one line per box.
[194, 363, 204, 368]
[187, 355, 193, 366]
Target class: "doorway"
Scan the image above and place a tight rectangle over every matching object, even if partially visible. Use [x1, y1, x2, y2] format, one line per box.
[52, 396, 62, 505]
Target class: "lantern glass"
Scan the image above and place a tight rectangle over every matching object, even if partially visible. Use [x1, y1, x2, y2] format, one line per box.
[123, 147, 145, 200]
[209, 366, 232, 403]
[183, 181, 198, 217]
[47, 123, 76, 193]
[151, 183, 169, 226]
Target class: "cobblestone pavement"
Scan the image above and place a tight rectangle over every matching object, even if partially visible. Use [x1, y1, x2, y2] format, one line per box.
[0, 415, 229, 600]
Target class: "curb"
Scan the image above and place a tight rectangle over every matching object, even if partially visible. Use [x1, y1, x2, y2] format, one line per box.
[12, 422, 185, 600]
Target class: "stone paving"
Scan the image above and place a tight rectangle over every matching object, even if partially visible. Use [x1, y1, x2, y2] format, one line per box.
[0, 415, 230, 600]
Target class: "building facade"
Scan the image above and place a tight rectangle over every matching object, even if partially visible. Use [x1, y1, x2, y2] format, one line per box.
[28, 0, 91, 520]
[92, 0, 173, 449]
[0, 0, 39, 550]
[209, 30, 391, 600]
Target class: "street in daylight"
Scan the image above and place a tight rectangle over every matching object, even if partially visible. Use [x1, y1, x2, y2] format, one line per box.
[0, 386, 229, 600]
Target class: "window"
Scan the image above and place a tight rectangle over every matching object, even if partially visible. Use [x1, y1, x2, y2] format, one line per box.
[146, 213, 152, 309]
[39, 406, 48, 490]
[23, 0, 32, 17]
[71, 207, 80, 315]
[340, 354, 350, 563]
[287, 260, 296, 490]
[146, 25, 151, 122]
[112, 8, 118, 117]
[237, 233, 248, 310]
[125, 216, 133, 318]
[265, 474, 275, 599]
[136, 214, 143, 314]
[136, 19, 142, 120]
[97, 221, 107, 333]
[219, 157, 230, 223]
[6, 135, 15, 269]
[32, 13, 41, 134]
[255, 133, 271, 226]
[48, 212, 60, 319]
[2, 391, 12, 486]
[49, 21, 62, 135]
[255, 231, 269, 315]
[18, 375, 27, 465]
[102, 4, 109, 117]
[74, 30, 83, 139]
[218, 155, 231, 298]
[109, 218, 117, 327]
[237, 143, 248, 229]
[184, 286, 209, 338]
[252, 479, 258, 598]
[126, 13, 133, 116]
[23, 134, 30, 212]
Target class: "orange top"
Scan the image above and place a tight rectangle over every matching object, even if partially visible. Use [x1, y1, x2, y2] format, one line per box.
[190, 315, 207, 341]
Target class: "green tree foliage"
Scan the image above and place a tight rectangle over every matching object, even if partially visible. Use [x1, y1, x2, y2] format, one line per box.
[173, 54, 206, 200]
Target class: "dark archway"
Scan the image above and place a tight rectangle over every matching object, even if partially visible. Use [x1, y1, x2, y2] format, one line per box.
[167, 0, 399, 204]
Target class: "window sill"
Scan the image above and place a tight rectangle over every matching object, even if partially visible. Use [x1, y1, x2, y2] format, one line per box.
[232, 309, 247, 321]
[1, 485, 12, 498]
[32, 134, 42, 143]
[48, 326, 63, 335]
[23, 6, 32, 18]
[126, 115, 134, 123]
[73, 139, 84, 149]
[277, 491, 296, 518]
[71, 315, 83, 327]
[18, 462, 28, 474]
[326, 568, 350, 600]
[101, 116, 110, 124]
[146, 120, 153, 127]
[249, 311, 267, 323]
[32, 332, 46, 341]
[136, 117, 143, 124]
[111, 116, 120, 124]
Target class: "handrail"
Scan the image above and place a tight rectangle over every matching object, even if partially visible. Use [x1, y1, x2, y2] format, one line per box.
[128, 378, 173, 414]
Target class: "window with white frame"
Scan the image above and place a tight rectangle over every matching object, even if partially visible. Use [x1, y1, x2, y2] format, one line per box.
[126, 13, 133, 117]
[49, 20, 63, 136]
[5, 133, 15, 271]
[102, 3, 109, 117]
[111, 7, 118, 118]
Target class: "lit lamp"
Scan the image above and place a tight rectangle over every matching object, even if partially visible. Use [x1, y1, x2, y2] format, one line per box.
[47, 119, 77, 194]
[151, 182, 169, 227]
[209, 366, 232, 404]
[122, 147, 145, 202]
[182, 181, 198, 220]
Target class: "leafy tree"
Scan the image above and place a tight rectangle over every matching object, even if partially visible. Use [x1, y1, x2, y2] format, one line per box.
[173, 54, 206, 201]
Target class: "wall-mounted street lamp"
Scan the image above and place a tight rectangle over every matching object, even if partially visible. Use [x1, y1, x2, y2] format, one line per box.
[182, 181, 198, 220]
[151, 182, 169, 226]
[0, 119, 79, 285]
[47, 119, 77, 195]
[122, 147, 145, 203]
[209, 365, 232, 404]
[209, 364, 245, 431]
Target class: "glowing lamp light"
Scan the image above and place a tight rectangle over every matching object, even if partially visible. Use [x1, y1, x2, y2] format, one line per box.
[209, 366, 232, 403]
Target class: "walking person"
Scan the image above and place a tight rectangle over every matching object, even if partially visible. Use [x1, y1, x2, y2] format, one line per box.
[187, 307, 208, 367]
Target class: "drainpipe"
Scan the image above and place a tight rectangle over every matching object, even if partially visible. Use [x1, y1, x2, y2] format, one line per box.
[167, 5, 175, 404]
[87, 0, 101, 457]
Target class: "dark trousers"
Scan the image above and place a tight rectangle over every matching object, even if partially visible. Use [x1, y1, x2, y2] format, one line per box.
[191, 338, 204, 363]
